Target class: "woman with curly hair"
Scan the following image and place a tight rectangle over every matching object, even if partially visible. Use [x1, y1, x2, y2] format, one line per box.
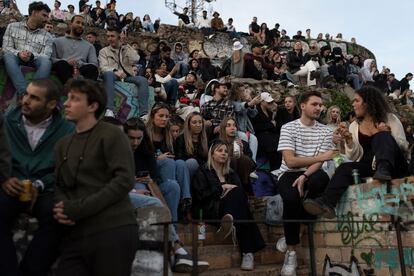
[304, 86, 409, 218]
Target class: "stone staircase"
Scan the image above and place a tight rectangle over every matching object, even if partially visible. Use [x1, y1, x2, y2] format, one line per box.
[174, 223, 310, 275]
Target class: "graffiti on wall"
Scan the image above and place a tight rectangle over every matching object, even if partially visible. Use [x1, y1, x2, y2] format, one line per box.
[337, 211, 383, 246]
[375, 248, 413, 269]
[322, 255, 362, 276]
[354, 182, 414, 219]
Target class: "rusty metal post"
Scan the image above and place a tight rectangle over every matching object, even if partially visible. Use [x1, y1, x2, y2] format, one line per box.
[395, 218, 407, 276]
[163, 223, 169, 276]
[307, 223, 317, 276]
[191, 222, 199, 276]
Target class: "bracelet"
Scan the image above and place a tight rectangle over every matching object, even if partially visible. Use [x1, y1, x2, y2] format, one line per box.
[302, 173, 309, 180]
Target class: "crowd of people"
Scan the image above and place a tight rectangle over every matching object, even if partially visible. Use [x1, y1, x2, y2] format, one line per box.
[0, 1, 414, 276]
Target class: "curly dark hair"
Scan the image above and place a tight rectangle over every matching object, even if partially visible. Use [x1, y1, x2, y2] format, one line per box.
[355, 86, 391, 125]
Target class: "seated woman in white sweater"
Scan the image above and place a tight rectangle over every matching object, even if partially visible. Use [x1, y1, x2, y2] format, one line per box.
[304, 86, 409, 218]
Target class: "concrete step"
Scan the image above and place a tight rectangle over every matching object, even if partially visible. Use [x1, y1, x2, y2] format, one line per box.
[173, 264, 310, 276]
[184, 244, 306, 271]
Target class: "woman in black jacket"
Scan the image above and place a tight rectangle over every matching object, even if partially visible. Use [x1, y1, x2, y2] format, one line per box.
[175, 112, 208, 179]
[218, 117, 256, 194]
[192, 140, 265, 271]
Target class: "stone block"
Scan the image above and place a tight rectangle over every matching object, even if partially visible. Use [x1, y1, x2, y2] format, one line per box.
[324, 232, 344, 246]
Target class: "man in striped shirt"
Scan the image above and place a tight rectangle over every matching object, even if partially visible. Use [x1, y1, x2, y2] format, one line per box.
[2, 1, 53, 95]
[277, 91, 336, 276]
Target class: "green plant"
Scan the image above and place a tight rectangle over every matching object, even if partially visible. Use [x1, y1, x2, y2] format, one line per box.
[325, 88, 353, 120]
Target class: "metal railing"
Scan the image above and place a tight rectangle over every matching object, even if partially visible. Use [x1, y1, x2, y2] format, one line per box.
[153, 216, 408, 276]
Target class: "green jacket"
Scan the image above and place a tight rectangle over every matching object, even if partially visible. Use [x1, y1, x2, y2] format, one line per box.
[0, 112, 11, 184]
[5, 107, 74, 192]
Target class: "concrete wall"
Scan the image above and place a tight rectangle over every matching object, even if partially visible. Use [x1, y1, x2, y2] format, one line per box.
[301, 177, 414, 276]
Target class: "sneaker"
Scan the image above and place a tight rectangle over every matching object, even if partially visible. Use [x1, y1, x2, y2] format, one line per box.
[303, 197, 336, 219]
[276, 236, 287, 253]
[104, 109, 115, 118]
[281, 250, 297, 276]
[216, 214, 233, 241]
[240, 253, 254, 271]
[173, 253, 210, 273]
[249, 171, 259, 180]
[140, 114, 148, 123]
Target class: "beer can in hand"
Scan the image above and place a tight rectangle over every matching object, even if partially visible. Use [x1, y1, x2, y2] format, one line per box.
[19, 180, 32, 202]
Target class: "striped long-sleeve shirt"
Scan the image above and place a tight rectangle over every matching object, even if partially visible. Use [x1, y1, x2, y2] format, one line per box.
[2, 21, 53, 58]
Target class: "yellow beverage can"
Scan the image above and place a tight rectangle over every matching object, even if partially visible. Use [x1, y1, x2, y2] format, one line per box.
[19, 180, 32, 202]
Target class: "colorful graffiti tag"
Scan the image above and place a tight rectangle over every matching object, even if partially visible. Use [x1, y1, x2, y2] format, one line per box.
[354, 181, 414, 219]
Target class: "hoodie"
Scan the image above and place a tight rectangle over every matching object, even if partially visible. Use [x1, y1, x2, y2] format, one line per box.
[171, 43, 189, 65]
[360, 59, 375, 83]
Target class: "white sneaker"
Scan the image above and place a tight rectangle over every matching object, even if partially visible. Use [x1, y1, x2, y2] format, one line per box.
[276, 236, 287, 253]
[281, 250, 297, 276]
[249, 171, 259, 180]
[104, 109, 115, 118]
[240, 252, 254, 271]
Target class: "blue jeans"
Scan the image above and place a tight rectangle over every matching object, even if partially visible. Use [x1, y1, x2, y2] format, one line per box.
[142, 22, 155, 32]
[173, 63, 189, 79]
[162, 79, 178, 105]
[157, 158, 191, 200]
[102, 71, 150, 116]
[129, 185, 179, 242]
[3, 52, 52, 94]
[184, 158, 200, 180]
[348, 73, 363, 90]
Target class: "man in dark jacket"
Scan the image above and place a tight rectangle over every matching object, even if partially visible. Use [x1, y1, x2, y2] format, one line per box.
[243, 44, 274, 80]
[0, 79, 74, 276]
[251, 92, 281, 170]
[53, 79, 138, 276]
[387, 73, 400, 94]
[400, 73, 413, 92]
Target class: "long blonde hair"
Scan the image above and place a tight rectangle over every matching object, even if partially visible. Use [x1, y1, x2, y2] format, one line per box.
[326, 105, 341, 126]
[207, 140, 230, 175]
[146, 103, 174, 152]
[183, 112, 208, 157]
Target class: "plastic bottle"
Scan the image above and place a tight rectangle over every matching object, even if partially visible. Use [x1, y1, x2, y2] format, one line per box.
[352, 169, 360, 184]
[233, 132, 241, 158]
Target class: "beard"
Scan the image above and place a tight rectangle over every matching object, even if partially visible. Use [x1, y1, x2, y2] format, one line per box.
[73, 27, 84, 37]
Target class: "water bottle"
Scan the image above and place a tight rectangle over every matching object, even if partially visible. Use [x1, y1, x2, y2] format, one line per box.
[233, 132, 241, 158]
[352, 169, 360, 184]
[198, 209, 206, 241]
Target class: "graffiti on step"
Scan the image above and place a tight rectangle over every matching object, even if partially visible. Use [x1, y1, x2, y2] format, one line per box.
[375, 248, 413, 269]
[354, 182, 414, 219]
[337, 211, 383, 246]
[322, 255, 362, 276]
